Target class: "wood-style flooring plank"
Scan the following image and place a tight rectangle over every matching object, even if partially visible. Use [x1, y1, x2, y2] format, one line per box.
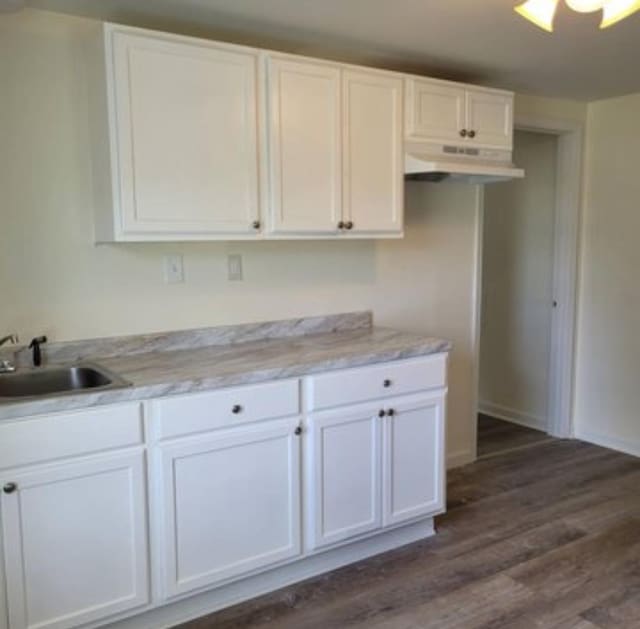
[175, 436, 640, 629]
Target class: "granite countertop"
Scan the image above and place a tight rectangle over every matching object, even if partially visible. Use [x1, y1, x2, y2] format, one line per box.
[0, 312, 451, 421]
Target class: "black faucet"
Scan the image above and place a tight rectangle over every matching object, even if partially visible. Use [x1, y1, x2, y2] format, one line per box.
[29, 336, 47, 367]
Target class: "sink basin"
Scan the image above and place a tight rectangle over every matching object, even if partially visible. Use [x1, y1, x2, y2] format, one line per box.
[0, 365, 130, 399]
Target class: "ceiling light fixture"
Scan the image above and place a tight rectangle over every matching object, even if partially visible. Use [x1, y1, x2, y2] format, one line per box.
[515, 0, 640, 30]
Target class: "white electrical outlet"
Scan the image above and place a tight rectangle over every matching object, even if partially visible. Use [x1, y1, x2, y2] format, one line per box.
[227, 254, 243, 281]
[163, 255, 184, 284]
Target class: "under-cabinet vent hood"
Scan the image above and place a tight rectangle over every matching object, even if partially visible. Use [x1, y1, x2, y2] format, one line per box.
[405, 142, 524, 184]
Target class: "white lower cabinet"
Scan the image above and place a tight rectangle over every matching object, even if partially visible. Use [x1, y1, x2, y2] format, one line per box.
[0, 451, 149, 629]
[0, 356, 447, 629]
[158, 418, 302, 598]
[382, 392, 446, 527]
[308, 405, 382, 549]
[308, 390, 446, 550]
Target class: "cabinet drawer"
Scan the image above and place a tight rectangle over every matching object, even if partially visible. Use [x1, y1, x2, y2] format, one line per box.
[152, 379, 300, 440]
[0, 403, 143, 469]
[307, 354, 447, 411]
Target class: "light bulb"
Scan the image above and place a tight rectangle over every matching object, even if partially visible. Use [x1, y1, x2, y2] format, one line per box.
[601, 0, 640, 26]
[515, 0, 560, 31]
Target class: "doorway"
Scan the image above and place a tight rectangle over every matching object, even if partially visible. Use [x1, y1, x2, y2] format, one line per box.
[477, 130, 559, 458]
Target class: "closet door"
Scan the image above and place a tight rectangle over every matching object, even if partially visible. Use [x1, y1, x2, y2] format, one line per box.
[267, 56, 342, 235]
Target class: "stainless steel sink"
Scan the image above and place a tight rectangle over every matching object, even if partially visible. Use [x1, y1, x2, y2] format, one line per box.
[0, 364, 131, 400]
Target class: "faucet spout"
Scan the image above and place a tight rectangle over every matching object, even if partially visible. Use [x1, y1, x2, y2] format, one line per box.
[0, 334, 19, 348]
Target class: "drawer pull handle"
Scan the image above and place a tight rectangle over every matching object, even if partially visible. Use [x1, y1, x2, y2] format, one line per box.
[3, 483, 17, 494]
[378, 409, 386, 418]
[383, 379, 392, 388]
[232, 405, 243, 414]
[387, 409, 396, 417]
[294, 426, 302, 436]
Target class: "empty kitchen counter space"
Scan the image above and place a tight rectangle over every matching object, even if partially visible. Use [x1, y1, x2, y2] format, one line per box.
[0, 311, 451, 421]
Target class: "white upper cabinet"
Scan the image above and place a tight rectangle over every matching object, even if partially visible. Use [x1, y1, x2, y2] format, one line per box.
[267, 56, 342, 235]
[405, 77, 514, 150]
[92, 23, 517, 242]
[102, 26, 262, 240]
[343, 70, 404, 235]
[405, 79, 466, 144]
[465, 88, 514, 149]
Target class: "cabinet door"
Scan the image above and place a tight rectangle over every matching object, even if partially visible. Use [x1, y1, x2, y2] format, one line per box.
[1, 452, 149, 629]
[308, 405, 381, 549]
[382, 392, 446, 527]
[343, 70, 403, 235]
[405, 78, 466, 143]
[465, 88, 513, 149]
[159, 420, 302, 598]
[110, 31, 261, 236]
[267, 57, 342, 234]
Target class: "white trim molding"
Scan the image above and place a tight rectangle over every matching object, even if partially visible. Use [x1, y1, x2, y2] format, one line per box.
[447, 449, 475, 469]
[513, 114, 583, 439]
[478, 401, 547, 432]
[575, 428, 640, 459]
[474, 114, 584, 444]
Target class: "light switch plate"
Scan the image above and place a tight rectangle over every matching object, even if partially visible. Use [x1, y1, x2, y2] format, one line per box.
[227, 254, 243, 281]
[163, 255, 184, 284]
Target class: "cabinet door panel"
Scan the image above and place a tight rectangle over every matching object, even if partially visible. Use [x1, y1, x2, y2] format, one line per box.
[159, 420, 302, 598]
[267, 57, 342, 234]
[308, 406, 381, 549]
[343, 71, 403, 234]
[383, 392, 446, 527]
[405, 78, 465, 143]
[111, 32, 261, 235]
[1, 453, 149, 629]
[465, 88, 513, 149]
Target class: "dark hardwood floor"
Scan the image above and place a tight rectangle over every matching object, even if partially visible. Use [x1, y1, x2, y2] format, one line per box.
[176, 438, 640, 629]
[477, 413, 553, 458]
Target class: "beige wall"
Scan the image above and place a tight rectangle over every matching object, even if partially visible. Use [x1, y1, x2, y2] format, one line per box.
[515, 93, 588, 124]
[573, 92, 640, 456]
[480, 130, 557, 429]
[0, 9, 481, 466]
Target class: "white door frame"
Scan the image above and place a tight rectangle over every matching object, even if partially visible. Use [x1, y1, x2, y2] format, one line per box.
[472, 114, 584, 451]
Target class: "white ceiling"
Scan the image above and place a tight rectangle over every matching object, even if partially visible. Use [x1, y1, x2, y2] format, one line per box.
[24, 0, 640, 101]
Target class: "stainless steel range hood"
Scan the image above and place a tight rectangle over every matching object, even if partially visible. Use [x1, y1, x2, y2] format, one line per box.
[404, 142, 524, 184]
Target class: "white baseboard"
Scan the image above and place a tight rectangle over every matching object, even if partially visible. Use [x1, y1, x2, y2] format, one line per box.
[479, 401, 547, 432]
[447, 449, 475, 469]
[575, 427, 640, 459]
